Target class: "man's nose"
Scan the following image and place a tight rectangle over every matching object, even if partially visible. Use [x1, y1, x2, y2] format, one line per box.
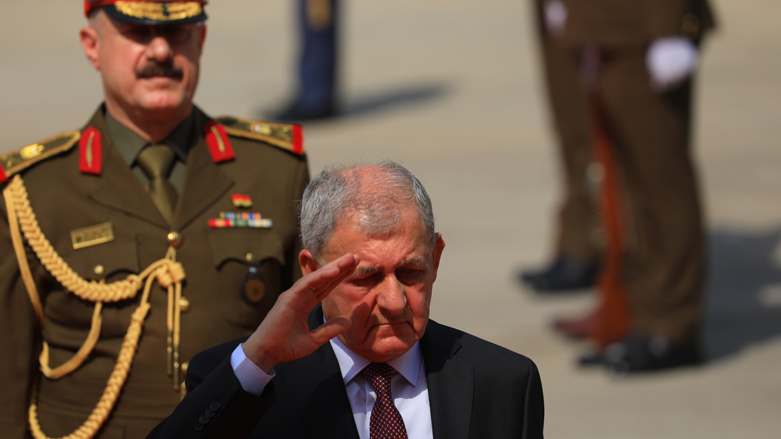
[146, 35, 173, 63]
[377, 277, 407, 315]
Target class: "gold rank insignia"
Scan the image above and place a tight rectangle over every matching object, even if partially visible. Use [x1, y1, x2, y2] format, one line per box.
[114, 2, 203, 22]
[0, 131, 81, 183]
[215, 116, 305, 156]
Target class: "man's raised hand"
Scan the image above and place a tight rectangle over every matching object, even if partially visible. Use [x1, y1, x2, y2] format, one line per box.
[241, 253, 359, 373]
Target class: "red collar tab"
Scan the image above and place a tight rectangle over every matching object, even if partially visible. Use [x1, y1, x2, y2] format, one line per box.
[291, 124, 304, 155]
[84, 1, 208, 17]
[204, 121, 235, 163]
[79, 127, 103, 175]
[0, 166, 7, 184]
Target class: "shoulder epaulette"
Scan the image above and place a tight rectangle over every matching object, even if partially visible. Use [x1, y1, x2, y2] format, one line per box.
[0, 131, 81, 183]
[215, 116, 304, 156]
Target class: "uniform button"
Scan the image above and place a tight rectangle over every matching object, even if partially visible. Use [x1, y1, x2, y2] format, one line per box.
[93, 265, 104, 276]
[245, 252, 254, 262]
[209, 401, 221, 411]
[167, 231, 182, 247]
[179, 297, 191, 313]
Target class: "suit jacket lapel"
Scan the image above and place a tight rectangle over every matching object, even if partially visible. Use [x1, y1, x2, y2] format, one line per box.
[422, 320, 474, 439]
[272, 308, 360, 439]
[84, 108, 169, 229]
[173, 108, 234, 231]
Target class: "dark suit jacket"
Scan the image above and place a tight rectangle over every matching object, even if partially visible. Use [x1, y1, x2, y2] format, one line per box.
[148, 309, 545, 438]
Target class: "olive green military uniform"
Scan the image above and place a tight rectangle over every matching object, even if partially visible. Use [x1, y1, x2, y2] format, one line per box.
[0, 106, 309, 438]
[558, 0, 716, 343]
[532, 0, 598, 265]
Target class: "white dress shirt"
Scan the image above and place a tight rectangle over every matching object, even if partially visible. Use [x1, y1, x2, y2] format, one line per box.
[230, 338, 433, 439]
[330, 337, 433, 439]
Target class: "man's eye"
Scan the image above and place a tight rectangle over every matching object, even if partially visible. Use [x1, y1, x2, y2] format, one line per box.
[164, 28, 192, 43]
[350, 274, 378, 287]
[398, 269, 422, 282]
[124, 29, 151, 41]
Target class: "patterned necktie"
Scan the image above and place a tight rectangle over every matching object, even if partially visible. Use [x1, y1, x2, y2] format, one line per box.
[137, 143, 178, 224]
[361, 363, 408, 439]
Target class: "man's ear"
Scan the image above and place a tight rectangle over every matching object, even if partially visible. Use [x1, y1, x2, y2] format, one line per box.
[299, 249, 320, 276]
[80, 26, 101, 71]
[431, 233, 445, 282]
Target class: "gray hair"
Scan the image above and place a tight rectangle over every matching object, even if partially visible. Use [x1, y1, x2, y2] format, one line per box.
[300, 161, 436, 262]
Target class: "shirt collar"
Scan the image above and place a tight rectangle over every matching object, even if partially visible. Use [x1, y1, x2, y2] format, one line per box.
[104, 109, 194, 167]
[329, 336, 423, 387]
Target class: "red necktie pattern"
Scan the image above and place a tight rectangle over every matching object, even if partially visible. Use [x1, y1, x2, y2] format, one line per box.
[361, 363, 409, 439]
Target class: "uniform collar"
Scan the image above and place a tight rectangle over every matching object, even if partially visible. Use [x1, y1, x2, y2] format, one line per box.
[104, 108, 195, 166]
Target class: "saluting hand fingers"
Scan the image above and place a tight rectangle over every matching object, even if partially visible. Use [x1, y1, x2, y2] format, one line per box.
[290, 253, 358, 307]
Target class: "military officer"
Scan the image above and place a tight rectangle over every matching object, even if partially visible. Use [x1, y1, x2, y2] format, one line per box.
[550, 0, 717, 372]
[519, 0, 601, 293]
[0, 1, 309, 438]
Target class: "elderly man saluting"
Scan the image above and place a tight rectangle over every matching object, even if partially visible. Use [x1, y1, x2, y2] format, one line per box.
[149, 162, 545, 439]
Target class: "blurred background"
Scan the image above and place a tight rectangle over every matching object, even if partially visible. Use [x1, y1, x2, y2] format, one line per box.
[1, 0, 779, 437]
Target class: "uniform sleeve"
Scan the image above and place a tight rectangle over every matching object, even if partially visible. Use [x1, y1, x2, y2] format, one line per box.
[284, 158, 310, 287]
[646, 0, 697, 38]
[647, 0, 716, 42]
[0, 191, 43, 438]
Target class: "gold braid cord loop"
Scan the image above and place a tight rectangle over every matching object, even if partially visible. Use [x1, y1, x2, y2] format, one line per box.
[4, 176, 186, 439]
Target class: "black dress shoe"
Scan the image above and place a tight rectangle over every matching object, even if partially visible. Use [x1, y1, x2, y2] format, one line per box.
[519, 257, 599, 292]
[577, 350, 606, 367]
[600, 333, 702, 375]
[268, 100, 337, 122]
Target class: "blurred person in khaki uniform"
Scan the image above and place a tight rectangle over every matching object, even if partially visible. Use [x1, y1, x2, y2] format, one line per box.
[0, 1, 309, 437]
[546, 0, 716, 373]
[519, 0, 600, 293]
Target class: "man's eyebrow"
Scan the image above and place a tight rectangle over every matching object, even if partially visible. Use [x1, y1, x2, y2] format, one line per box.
[355, 258, 425, 275]
[357, 265, 379, 275]
[402, 257, 424, 266]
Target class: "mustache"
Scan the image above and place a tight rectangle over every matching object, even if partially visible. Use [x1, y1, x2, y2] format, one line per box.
[136, 62, 183, 79]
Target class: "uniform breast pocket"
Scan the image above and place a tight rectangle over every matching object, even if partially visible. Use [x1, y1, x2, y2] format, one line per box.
[208, 229, 286, 329]
[61, 238, 140, 282]
[48, 238, 140, 338]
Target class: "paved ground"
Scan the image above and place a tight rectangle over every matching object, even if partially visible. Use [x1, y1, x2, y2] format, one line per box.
[2, 1, 780, 437]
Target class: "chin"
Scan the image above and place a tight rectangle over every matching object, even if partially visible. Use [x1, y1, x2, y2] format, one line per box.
[370, 333, 418, 359]
[138, 93, 190, 114]
[366, 341, 415, 363]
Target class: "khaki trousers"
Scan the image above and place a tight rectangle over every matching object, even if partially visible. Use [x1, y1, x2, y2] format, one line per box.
[594, 46, 705, 343]
[540, 35, 599, 265]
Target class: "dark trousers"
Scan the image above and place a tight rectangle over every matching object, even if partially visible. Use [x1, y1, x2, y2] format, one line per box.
[297, 0, 338, 110]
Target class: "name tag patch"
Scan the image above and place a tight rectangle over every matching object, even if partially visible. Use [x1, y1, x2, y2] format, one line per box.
[71, 222, 114, 250]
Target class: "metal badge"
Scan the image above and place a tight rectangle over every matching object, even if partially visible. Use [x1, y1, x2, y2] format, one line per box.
[71, 222, 114, 250]
[243, 265, 266, 304]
